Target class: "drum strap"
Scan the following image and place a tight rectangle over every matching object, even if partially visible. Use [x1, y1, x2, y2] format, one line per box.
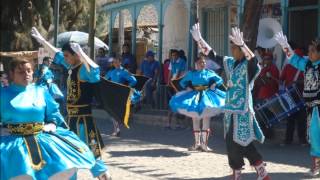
[293, 70, 300, 82]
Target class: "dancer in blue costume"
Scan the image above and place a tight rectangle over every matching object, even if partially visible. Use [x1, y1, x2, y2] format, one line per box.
[105, 57, 141, 105]
[31, 27, 111, 180]
[105, 56, 141, 137]
[191, 24, 270, 180]
[169, 56, 225, 152]
[275, 32, 320, 178]
[0, 58, 96, 180]
[34, 56, 64, 100]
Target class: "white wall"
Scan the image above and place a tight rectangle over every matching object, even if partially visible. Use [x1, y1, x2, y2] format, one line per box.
[162, 0, 189, 62]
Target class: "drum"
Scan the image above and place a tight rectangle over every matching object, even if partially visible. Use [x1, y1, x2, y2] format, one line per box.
[254, 84, 305, 127]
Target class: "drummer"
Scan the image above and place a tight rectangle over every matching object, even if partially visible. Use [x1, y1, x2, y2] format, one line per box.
[253, 52, 279, 138]
[254, 52, 280, 103]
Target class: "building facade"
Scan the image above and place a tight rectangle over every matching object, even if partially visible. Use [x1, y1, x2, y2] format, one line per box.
[101, 0, 320, 69]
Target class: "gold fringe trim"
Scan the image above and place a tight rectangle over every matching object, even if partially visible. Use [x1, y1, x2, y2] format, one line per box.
[124, 89, 133, 128]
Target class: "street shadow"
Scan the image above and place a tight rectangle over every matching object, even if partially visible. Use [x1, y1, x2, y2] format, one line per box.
[95, 115, 310, 170]
[109, 148, 190, 158]
[106, 160, 175, 179]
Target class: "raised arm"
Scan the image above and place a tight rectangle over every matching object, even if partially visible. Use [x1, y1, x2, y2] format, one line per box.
[229, 27, 255, 60]
[190, 23, 223, 67]
[31, 27, 59, 58]
[190, 23, 213, 56]
[275, 31, 307, 71]
[31, 27, 70, 69]
[31, 27, 99, 73]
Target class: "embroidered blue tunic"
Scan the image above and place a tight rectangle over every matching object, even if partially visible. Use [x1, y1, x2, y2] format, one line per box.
[0, 84, 95, 180]
[222, 56, 265, 146]
[169, 69, 225, 118]
[105, 67, 142, 104]
[289, 54, 320, 157]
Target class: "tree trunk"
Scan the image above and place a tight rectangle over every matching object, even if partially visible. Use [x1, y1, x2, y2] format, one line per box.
[240, 0, 263, 50]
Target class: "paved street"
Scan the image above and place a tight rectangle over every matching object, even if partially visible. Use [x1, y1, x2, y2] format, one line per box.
[78, 111, 312, 180]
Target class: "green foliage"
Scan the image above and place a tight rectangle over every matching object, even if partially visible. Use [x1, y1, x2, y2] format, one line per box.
[0, 0, 109, 51]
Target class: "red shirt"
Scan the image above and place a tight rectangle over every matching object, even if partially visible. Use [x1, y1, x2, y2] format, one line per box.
[280, 63, 304, 90]
[163, 59, 170, 84]
[256, 64, 280, 99]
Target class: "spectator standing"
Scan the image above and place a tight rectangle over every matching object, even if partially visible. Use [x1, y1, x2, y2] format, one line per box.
[96, 47, 110, 76]
[121, 44, 137, 74]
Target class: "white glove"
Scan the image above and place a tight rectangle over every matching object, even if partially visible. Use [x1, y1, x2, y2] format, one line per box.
[274, 31, 294, 59]
[229, 27, 244, 46]
[210, 83, 216, 90]
[31, 27, 46, 44]
[43, 123, 57, 132]
[229, 27, 255, 60]
[190, 23, 202, 42]
[70, 43, 98, 72]
[190, 23, 212, 55]
[254, 50, 263, 63]
[31, 27, 59, 57]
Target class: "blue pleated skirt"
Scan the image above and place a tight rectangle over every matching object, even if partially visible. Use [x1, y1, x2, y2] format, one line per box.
[169, 88, 225, 118]
[0, 127, 96, 180]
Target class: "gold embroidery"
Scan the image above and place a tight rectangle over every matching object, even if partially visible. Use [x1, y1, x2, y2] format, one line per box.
[89, 130, 100, 156]
[67, 79, 81, 104]
[8, 123, 44, 135]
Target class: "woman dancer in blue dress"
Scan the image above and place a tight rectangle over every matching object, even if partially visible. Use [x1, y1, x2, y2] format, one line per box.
[275, 32, 320, 178]
[0, 58, 96, 180]
[169, 56, 225, 152]
[105, 56, 141, 136]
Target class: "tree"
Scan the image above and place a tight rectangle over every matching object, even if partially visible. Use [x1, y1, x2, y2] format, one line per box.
[240, 0, 264, 50]
[0, 0, 96, 51]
